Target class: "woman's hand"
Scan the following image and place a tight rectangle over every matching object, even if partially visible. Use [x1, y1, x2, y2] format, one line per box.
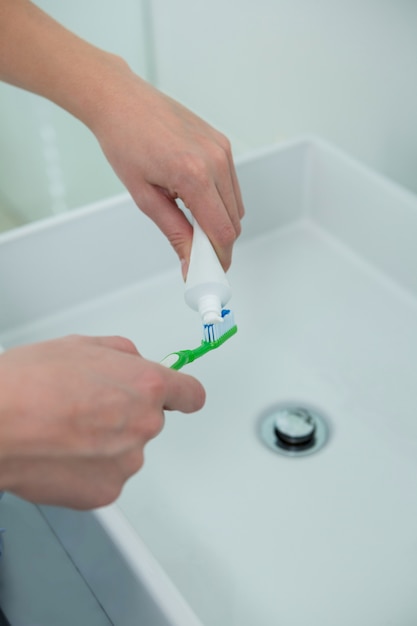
[0, 0, 244, 273]
[91, 67, 245, 274]
[0, 335, 205, 509]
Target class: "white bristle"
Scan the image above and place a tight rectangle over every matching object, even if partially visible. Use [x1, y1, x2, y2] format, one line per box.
[203, 309, 235, 343]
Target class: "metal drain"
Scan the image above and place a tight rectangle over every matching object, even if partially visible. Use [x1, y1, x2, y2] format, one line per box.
[258, 403, 329, 457]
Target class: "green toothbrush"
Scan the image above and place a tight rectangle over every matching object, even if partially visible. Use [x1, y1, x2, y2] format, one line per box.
[161, 309, 237, 370]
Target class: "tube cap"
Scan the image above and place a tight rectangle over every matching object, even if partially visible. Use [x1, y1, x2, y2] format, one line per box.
[198, 294, 223, 324]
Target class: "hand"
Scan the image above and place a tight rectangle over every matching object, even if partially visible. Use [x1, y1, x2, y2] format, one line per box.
[0, 335, 205, 509]
[0, 0, 244, 272]
[89, 66, 245, 274]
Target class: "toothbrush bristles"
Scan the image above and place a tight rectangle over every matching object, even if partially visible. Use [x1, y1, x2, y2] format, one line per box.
[203, 309, 236, 343]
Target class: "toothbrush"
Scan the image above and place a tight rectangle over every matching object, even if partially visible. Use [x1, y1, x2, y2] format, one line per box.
[161, 309, 237, 370]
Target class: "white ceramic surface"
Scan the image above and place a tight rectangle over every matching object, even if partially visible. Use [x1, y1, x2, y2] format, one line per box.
[1, 138, 417, 625]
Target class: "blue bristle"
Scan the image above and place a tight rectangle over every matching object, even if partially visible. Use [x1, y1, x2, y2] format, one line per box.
[203, 309, 235, 343]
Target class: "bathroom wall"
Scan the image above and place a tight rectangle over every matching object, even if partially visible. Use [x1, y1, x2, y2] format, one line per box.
[1, 0, 417, 231]
[150, 0, 417, 193]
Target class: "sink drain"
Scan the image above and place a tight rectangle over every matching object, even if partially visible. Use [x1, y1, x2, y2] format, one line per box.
[258, 403, 329, 457]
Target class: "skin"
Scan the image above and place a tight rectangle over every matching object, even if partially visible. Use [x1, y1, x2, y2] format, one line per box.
[0, 336, 205, 509]
[0, 0, 244, 272]
[0, 0, 244, 508]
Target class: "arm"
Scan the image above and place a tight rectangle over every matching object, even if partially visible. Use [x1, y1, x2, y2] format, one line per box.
[0, 0, 244, 271]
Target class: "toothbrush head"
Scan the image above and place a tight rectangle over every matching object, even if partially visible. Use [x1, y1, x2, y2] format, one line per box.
[161, 309, 237, 371]
[203, 309, 237, 346]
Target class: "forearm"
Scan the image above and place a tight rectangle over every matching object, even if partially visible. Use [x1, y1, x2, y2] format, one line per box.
[0, 0, 128, 130]
[0, 0, 244, 269]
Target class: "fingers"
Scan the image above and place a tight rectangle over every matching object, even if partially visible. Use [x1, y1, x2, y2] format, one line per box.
[136, 155, 243, 273]
[64, 334, 141, 356]
[1, 334, 205, 509]
[228, 146, 245, 222]
[167, 136, 244, 271]
[71, 334, 206, 413]
[134, 183, 194, 273]
[95, 72, 244, 272]
[87, 334, 141, 356]
[64, 334, 205, 415]
[185, 177, 238, 272]
[138, 360, 205, 415]
[212, 131, 245, 224]
[157, 365, 206, 414]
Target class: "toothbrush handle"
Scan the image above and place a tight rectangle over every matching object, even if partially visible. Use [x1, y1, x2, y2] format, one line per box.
[160, 350, 193, 370]
[160, 342, 211, 370]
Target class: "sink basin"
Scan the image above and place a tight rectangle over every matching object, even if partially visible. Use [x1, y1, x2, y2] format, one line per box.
[1, 137, 417, 625]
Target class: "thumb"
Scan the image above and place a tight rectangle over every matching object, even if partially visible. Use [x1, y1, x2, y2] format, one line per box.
[134, 184, 193, 277]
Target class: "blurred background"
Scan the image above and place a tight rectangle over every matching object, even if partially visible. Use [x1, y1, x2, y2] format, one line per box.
[1, 0, 417, 232]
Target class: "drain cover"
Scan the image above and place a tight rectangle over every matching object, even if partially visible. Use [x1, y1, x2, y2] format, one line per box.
[258, 403, 329, 457]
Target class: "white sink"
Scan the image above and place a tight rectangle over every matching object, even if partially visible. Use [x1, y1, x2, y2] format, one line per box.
[1, 137, 417, 625]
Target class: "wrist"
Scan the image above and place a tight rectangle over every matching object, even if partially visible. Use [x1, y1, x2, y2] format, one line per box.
[58, 49, 133, 132]
[0, 0, 135, 135]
